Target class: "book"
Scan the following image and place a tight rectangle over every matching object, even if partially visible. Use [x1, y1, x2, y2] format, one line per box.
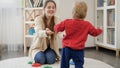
[30, 0, 34, 7]
[97, 0, 104, 7]
[108, 0, 115, 5]
[37, 0, 43, 7]
[34, 0, 39, 7]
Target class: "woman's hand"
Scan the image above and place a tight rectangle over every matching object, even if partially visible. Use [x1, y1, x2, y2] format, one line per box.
[46, 28, 54, 35]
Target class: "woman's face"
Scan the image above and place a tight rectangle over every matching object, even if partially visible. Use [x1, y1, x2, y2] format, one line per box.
[44, 2, 56, 17]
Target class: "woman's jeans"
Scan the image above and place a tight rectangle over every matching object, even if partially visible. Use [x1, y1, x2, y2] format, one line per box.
[34, 45, 56, 64]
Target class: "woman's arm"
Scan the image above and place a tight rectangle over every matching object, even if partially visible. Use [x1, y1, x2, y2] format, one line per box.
[34, 16, 48, 37]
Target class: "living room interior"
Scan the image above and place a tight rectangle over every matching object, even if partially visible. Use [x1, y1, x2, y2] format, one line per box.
[0, 0, 120, 68]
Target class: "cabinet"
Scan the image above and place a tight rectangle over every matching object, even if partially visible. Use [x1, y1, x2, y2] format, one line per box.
[23, 0, 44, 55]
[95, 0, 120, 57]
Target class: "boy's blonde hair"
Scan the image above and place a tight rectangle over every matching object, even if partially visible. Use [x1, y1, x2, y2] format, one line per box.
[72, 1, 87, 19]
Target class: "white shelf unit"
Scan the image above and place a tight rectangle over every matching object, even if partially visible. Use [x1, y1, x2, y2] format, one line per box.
[23, 0, 43, 55]
[95, 0, 120, 57]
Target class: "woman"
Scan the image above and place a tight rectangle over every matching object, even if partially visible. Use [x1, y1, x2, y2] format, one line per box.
[29, 0, 61, 64]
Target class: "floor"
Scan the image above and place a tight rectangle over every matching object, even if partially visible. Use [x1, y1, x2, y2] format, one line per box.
[0, 47, 120, 68]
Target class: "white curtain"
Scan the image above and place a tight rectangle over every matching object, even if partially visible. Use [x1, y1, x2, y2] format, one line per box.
[0, 0, 23, 51]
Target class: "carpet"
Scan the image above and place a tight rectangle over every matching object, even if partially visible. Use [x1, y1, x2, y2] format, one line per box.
[0, 57, 113, 68]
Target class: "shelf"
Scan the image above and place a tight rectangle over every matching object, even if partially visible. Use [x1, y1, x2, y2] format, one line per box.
[97, 7, 104, 10]
[107, 26, 115, 28]
[96, 0, 120, 57]
[106, 6, 115, 9]
[25, 21, 35, 24]
[25, 35, 34, 38]
[24, 0, 44, 56]
[25, 7, 43, 10]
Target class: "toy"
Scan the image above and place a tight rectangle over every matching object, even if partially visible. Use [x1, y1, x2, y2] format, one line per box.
[32, 63, 41, 67]
[28, 61, 33, 64]
[29, 27, 35, 35]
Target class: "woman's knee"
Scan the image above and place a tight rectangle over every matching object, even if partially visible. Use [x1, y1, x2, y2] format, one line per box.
[45, 49, 56, 64]
[34, 51, 46, 64]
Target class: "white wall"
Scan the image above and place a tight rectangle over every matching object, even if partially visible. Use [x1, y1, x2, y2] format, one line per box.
[56, 0, 95, 47]
[0, 0, 23, 51]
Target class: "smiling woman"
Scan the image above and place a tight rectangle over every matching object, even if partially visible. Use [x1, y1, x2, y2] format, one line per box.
[28, 0, 62, 65]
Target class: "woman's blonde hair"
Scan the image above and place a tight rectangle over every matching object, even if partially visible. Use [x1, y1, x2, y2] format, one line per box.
[72, 1, 87, 19]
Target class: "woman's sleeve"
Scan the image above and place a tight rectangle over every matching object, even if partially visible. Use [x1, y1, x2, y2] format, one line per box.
[34, 16, 47, 38]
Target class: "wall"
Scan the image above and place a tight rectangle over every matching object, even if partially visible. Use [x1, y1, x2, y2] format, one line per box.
[56, 0, 95, 47]
[0, 0, 23, 51]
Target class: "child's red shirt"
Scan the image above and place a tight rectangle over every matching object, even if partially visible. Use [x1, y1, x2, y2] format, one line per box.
[54, 19, 102, 50]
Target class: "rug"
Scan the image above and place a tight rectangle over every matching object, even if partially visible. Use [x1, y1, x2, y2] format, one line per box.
[0, 57, 113, 68]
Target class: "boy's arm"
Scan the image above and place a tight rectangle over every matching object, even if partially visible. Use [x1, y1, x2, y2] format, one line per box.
[54, 21, 65, 32]
[88, 23, 103, 37]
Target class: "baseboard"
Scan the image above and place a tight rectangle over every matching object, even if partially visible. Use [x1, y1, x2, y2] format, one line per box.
[85, 46, 96, 49]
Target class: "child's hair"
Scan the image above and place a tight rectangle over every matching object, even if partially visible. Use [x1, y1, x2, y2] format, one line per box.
[72, 1, 87, 19]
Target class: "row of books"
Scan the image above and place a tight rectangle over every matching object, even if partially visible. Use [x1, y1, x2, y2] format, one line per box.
[97, 10, 103, 27]
[97, 0, 115, 7]
[97, 9, 115, 27]
[107, 28, 115, 45]
[108, 0, 115, 6]
[107, 9, 115, 26]
[97, 28, 115, 45]
[97, 10, 103, 43]
[26, 0, 44, 8]
[97, 0, 104, 7]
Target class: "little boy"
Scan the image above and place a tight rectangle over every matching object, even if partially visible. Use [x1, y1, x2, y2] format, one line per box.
[54, 1, 102, 68]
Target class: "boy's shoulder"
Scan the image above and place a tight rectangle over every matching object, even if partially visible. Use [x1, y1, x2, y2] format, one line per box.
[83, 20, 93, 26]
[83, 20, 90, 23]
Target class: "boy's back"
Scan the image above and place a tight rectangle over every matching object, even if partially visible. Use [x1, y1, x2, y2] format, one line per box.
[54, 19, 102, 50]
[54, 1, 103, 68]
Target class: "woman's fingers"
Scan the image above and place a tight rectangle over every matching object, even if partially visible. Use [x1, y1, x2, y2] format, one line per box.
[46, 28, 54, 35]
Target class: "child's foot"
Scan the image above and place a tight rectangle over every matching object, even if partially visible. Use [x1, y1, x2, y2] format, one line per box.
[70, 61, 75, 65]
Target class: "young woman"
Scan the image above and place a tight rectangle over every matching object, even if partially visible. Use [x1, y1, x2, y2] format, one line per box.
[29, 0, 61, 64]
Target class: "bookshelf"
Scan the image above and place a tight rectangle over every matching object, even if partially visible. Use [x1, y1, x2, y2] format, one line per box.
[95, 0, 120, 57]
[23, 0, 44, 55]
